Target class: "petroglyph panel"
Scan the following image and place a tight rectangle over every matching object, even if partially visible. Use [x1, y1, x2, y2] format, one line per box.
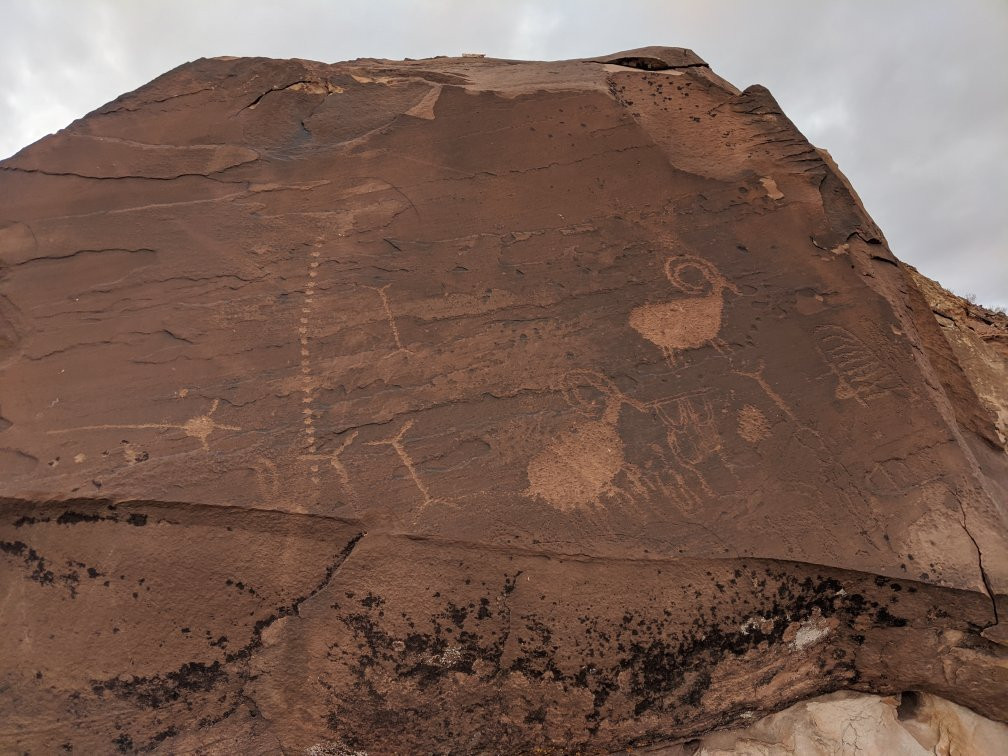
[3, 49, 1006, 755]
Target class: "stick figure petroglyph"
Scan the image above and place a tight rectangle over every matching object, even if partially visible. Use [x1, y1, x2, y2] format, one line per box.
[629, 254, 739, 364]
[364, 283, 410, 356]
[47, 398, 239, 451]
[366, 420, 435, 512]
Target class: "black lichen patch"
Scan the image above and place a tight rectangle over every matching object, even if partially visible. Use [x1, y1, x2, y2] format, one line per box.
[605, 57, 679, 71]
[11, 507, 151, 529]
[524, 706, 547, 724]
[13, 515, 51, 527]
[477, 597, 492, 620]
[150, 725, 179, 744]
[1, 539, 83, 597]
[875, 607, 908, 627]
[224, 578, 257, 596]
[8, 506, 151, 528]
[56, 510, 105, 525]
[91, 661, 227, 709]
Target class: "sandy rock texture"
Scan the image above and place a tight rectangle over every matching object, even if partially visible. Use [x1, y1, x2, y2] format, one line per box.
[0, 47, 1005, 753]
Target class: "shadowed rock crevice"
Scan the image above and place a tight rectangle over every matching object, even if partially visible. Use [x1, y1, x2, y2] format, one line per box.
[602, 57, 708, 71]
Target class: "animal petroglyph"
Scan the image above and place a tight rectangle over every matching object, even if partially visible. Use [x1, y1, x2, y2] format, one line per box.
[525, 371, 648, 512]
[525, 421, 625, 513]
[366, 420, 435, 512]
[47, 398, 239, 451]
[815, 325, 904, 405]
[629, 254, 738, 363]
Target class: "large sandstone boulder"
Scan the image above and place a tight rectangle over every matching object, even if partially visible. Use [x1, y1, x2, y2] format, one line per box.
[1, 47, 1005, 753]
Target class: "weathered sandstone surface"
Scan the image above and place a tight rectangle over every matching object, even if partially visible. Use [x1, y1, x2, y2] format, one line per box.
[1, 47, 1005, 753]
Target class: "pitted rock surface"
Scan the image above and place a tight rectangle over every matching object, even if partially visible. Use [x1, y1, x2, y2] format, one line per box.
[1, 47, 1006, 753]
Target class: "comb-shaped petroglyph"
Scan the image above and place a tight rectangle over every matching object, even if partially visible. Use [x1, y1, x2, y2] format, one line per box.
[866, 445, 946, 498]
[629, 254, 739, 363]
[815, 324, 905, 405]
[47, 398, 239, 451]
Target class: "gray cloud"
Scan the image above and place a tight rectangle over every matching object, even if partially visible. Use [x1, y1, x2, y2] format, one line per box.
[2, 0, 1005, 306]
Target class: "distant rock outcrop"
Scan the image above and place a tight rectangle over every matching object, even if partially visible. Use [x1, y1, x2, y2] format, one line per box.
[0, 47, 1005, 753]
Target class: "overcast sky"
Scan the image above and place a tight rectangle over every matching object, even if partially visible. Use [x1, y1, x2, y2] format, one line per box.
[2, 1, 1005, 307]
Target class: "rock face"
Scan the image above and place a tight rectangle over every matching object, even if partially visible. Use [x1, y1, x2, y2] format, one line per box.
[0, 47, 1005, 753]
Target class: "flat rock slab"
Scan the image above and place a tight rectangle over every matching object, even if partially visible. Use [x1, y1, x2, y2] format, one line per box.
[1, 48, 1006, 752]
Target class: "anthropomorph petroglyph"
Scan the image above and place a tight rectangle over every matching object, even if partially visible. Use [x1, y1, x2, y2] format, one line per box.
[649, 390, 731, 514]
[629, 254, 739, 363]
[47, 398, 239, 451]
[526, 371, 743, 515]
